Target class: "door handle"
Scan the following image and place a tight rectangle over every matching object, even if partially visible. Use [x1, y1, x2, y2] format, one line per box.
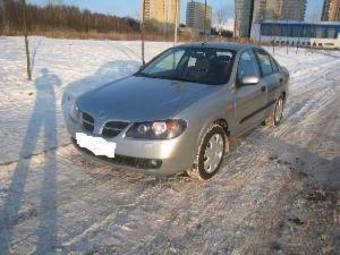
[280, 78, 283, 84]
[261, 86, 266, 92]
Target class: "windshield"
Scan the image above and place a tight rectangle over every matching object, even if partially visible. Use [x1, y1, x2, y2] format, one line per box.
[135, 47, 235, 85]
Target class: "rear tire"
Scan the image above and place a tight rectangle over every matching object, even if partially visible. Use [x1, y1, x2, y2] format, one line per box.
[187, 124, 228, 180]
[267, 96, 284, 128]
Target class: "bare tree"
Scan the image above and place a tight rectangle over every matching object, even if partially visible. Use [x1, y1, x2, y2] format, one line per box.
[141, 0, 146, 65]
[3, 0, 139, 35]
[271, 15, 278, 56]
[0, 0, 4, 34]
[215, 6, 226, 40]
[174, 0, 179, 45]
[133, 10, 141, 23]
[22, 0, 32, 80]
[1, 0, 9, 34]
[286, 20, 289, 55]
[311, 6, 319, 52]
[234, 0, 239, 41]
[203, 0, 207, 39]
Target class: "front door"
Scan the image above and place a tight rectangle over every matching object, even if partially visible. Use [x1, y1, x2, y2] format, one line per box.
[235, 50, 267, 134]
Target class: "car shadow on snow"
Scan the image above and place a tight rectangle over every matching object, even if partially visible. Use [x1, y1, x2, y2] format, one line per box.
[0, 68, 60, 254]
[251, 128, 340, 189]
[215, 123, 340, 190]
[276, 139, 340, 189]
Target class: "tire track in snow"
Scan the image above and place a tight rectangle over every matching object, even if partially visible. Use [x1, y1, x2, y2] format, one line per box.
[114, 44, 135, 61]
[121, 44, 142, 61]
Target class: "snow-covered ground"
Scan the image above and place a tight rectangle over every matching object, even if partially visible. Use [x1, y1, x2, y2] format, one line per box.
[0, 37, 172, 164]
[0, 37, 339, 254]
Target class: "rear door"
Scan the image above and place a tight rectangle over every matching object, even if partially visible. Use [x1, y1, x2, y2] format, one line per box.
[234, 49, 267, 134]
[269, 54, 286, 101]
[253, 49, 280, 117]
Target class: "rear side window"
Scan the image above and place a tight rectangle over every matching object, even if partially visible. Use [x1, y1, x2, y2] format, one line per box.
[270, 57, 279, 72]
[255, 50, 273, 76]
[237, 50, 260, 82]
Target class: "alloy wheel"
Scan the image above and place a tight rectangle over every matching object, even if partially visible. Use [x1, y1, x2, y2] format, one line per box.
[203, 133, 224, 174]
[275, 98, 284, 124]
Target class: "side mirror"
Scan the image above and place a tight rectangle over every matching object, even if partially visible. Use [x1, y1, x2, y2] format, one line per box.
[241, 75, 259, 86]
[139, 64, 145, 71]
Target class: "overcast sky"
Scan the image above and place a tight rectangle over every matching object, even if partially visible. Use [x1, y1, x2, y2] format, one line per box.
[28, 0, 324, 24]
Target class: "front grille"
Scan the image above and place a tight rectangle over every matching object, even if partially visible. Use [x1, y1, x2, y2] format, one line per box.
[102, 121, 129, 138]
[72, 138, 162, 169]
[82, 112, 94, 132]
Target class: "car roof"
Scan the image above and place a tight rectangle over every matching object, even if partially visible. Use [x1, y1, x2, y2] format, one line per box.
[175, 42, 259, 52]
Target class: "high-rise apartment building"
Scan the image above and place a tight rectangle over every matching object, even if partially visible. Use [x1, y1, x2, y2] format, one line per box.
[278, 0, 307, 21]
[252, 0, 267, 23]
[236, 0, 307, 38]
[253, 0, 306, 22]
[186, 1, 213, 34]
[142, 0, 180, 33]
[235, 0, 254, 37]
[322, 0, 340, 21]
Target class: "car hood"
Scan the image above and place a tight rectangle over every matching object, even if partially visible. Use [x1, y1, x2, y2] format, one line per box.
[77, 76, 222, 121]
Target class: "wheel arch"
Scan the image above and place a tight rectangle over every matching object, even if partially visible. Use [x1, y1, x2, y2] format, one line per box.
[194, 117, 230, 157]
[213, 118, 230, 137]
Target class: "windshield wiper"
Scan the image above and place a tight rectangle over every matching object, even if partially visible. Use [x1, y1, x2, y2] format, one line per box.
[135, 73, 198, 84]
[170, 77, 194, 83]
[135, 72, 152, 78]
[135, 73, 170, 79]
[152, 76, 196, 83]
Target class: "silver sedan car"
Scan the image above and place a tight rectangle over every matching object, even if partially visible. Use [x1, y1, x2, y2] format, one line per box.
[66, 43, 289, 180]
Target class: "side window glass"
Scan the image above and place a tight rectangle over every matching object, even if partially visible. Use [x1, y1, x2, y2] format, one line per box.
[270, 57, 279, 72]
[255, 50, 273, 76]
[237, 50, 259, 83]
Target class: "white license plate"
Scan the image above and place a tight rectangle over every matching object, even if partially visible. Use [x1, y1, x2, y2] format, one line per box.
[76, 132, 116, 158]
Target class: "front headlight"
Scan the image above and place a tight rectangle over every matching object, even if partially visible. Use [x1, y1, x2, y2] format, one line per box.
[126, 119, 187, 139]
[69, 102, 80, 121]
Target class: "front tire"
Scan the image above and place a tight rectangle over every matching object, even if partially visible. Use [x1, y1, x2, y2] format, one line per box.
[187, 124, 227, 180]
[267, 96, 284, 127]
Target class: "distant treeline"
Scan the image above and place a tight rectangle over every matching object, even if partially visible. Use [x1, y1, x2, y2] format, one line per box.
[0, 0, 140, 35]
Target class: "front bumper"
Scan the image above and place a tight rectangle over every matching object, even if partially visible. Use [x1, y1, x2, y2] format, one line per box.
[66, 115, 196, 176]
